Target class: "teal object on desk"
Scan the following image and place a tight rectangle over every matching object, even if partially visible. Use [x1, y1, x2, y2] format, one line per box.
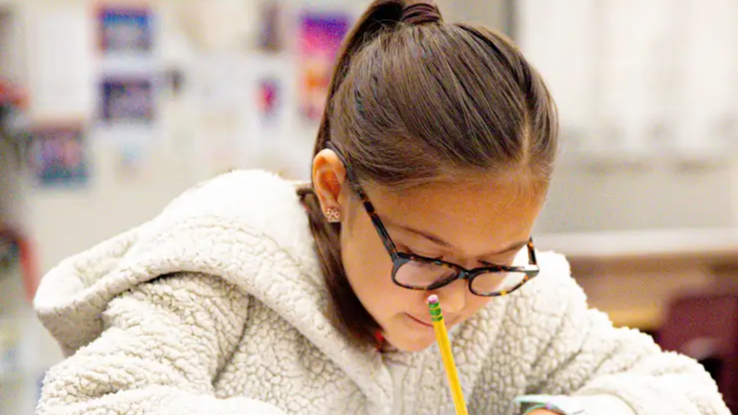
[515, 395, 587, 415]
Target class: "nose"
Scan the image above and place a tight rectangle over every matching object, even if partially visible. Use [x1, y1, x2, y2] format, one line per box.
[430, 278, 467, 318]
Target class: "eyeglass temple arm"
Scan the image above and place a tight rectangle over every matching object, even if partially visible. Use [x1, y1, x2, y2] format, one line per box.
[527, 237, 537, 265]
[325, 141, 400, 257]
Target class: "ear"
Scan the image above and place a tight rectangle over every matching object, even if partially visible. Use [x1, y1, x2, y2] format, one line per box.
[312, 149, 348, 215]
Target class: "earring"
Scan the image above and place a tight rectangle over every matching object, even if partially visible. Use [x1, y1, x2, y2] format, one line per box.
[324, 207, 341, 223]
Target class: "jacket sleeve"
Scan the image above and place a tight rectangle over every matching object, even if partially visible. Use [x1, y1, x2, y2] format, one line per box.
[518, 268, 730, 415]
[36, 272, 287, 415]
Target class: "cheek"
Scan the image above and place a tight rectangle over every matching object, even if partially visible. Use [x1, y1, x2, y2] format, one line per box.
[462, 294, 493, 319]
[341, 204, 389, 280]
[340, 207, 405, 312]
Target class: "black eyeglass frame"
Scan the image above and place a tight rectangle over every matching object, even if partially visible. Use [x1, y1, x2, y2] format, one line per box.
[325, 142, 540, 297]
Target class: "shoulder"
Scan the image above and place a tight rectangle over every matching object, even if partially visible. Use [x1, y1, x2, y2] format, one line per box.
[161, 169, 305, 225]
[457, 251, 584, 349]
[498, 250, 603, 345]
[468, 251, 587, 341]
[512, 250, 585, 310]
[143, 169, 315, 259]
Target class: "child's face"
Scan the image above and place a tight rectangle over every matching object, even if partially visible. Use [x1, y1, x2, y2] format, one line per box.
[340, 177, 544, 352]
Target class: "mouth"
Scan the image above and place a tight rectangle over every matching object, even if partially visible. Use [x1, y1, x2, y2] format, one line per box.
[406, 313, 434, 328]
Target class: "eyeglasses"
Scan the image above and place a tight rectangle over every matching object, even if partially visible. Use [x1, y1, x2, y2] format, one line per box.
[325, 142, 540, 297]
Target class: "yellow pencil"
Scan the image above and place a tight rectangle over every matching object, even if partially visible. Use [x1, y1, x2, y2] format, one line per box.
[427, 294, 469, 415]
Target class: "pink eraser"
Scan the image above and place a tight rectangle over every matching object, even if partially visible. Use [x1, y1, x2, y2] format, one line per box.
[427, 294, 439, 304]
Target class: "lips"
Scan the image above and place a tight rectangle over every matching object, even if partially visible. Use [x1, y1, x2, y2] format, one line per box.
[408, 313, 459, 328]
[407, 314, 434, 327]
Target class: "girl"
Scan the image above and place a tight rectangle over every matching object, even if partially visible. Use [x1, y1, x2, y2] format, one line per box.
[34, 1, 728, 414]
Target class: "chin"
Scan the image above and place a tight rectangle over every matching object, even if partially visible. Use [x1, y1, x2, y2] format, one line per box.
[384, 333, 436, 352]
[395, 341, 435, 352]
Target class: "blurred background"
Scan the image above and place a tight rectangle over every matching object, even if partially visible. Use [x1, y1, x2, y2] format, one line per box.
[0, 0, 736, 413]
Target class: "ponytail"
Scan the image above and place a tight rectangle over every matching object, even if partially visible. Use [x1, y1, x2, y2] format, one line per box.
[300, 1, 443, 349]
[313, 0, 442, 155]
[313, 0, 405, 155]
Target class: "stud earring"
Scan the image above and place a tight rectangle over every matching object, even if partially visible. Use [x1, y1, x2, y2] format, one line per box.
[324, 207, 341, 223]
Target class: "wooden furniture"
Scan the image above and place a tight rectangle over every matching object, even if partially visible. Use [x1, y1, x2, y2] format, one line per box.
[536, 228, 737, 331]
[659, 293, 737, 414]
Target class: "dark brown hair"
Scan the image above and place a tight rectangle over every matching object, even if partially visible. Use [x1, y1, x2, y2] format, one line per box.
[298, 0, 558, 348]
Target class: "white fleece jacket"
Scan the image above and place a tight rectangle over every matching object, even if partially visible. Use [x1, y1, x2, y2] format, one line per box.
[34, 170, 728, 415]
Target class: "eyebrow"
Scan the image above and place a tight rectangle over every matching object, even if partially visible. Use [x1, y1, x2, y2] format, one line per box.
[383, 217, 529, 257]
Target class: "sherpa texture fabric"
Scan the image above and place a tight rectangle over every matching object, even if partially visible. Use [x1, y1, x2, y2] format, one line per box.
[34, 170, 729, 415]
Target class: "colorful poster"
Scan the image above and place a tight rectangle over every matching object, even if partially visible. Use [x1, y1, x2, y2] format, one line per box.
[29, 124, 89, 187]
[32, 7, 93, 117]
[297, 10, 351, 121]
[98, 6, 153, 54]
[100, 76, 155, 124]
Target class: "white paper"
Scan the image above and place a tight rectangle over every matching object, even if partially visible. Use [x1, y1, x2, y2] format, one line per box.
[28, 5, 94, 119]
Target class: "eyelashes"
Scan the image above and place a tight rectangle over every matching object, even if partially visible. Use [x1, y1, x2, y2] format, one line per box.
[400, 244, 516, 268]
[400, 246, 443, 261]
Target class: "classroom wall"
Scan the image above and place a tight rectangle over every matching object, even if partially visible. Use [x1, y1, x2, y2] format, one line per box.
[436, 0, 512, 34]
[10, 0, 319, 273]
[729, 160, 739, 227]
[0, 7, 25, 85]
[14, 1, 184, 273]
[539, 156, 738, 233]
[5, 0, 737, 276]
[0, 140, 23, 227]
[0, 0, 25, 228]
[0, 0, 441, 275]
[517, 0, 737, 233]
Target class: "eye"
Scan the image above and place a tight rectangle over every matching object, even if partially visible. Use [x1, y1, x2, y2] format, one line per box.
[401, 246, 443, 261]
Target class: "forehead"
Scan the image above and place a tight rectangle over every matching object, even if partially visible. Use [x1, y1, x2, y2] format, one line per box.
[363, 177, 544, 251]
